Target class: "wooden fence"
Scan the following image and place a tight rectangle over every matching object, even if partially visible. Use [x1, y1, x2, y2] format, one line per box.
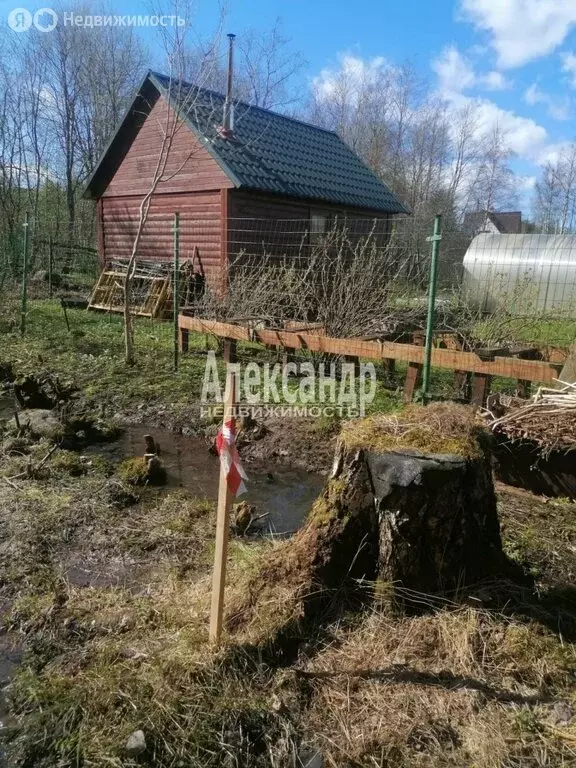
[178, 315, 564, 405]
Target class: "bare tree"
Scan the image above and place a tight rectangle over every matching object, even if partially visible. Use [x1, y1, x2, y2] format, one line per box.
[122, 4, 229, 364]
[534, 143, 576, 234]
[464, 122, 518, 214]
[180, 18, 305, 110]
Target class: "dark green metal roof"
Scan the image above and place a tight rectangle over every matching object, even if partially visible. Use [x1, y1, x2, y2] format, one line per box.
[149, 72, 408, 214]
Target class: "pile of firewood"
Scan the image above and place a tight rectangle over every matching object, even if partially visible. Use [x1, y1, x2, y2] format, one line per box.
[487, 381, 576, 455]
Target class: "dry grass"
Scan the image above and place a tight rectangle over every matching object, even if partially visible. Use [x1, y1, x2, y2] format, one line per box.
[2, 402, 576, 767]
[340, 403, 485, 460]
[7, 552, 291, 767]
[302, 606, 576, 767]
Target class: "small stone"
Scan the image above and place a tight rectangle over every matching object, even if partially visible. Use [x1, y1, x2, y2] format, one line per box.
[298, 747, 324, 768]
[125, 729, 146, 756]
[552, 701, 573, 726]
[9, 409, 64, 439]
[232, 501, 257, 535]
[271, 693, 283, 712]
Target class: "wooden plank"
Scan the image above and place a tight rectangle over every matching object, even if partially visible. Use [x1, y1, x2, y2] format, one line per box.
[403, 332, 424, 403]
[209, 367, 236, 644]
[179, 328, 190, 353]
[403, 362, 422, 402]
[471, 373, 492, 407]
[223, 339, 237, 364]
[179, 315, 561, 383]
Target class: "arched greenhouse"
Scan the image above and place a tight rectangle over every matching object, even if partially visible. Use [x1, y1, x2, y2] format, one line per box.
[462, 233, 576, 316]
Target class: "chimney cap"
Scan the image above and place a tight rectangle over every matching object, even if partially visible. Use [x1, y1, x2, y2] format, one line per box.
[227, 32, 236, 40]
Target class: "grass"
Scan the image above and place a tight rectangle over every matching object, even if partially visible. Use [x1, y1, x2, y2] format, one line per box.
[340, 402, 485, 459]
[302, 604, 576, 767]
[474, 315, 576, 349]
[1, 298, 576, 766]
[0, 299, 215, 428]
[2, 439, 576, 767]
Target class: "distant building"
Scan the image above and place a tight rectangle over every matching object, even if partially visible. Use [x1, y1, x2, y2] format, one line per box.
[463, 211, 522, 236]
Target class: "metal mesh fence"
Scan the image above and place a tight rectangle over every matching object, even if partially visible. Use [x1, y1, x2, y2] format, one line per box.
[0, 214, 99, 300]
[2, 209, 576, 401]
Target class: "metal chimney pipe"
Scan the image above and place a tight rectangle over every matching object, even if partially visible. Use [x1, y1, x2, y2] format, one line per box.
[223, 33, 236, 135]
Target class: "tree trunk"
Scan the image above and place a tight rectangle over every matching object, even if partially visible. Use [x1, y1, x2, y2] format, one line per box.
[360, 447, 503, 592]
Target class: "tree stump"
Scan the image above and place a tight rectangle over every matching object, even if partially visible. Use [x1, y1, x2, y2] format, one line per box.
[333, 404, 506, 594]
[228, 405, 508, 638]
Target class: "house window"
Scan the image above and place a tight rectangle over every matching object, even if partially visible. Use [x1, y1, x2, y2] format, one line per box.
[310, 212, 329, 245]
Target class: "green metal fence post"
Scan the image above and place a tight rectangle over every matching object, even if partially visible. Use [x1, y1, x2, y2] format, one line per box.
[173, 212, 180, 372]
[421, 214, 443, 401]
[20, 211, 29, 335]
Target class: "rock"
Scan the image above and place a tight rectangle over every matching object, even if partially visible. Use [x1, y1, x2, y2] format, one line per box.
[145, 455, 167, 485]
[13, 375, 66, 409]
[270, 693, 283, 712]
[232, 501, 257, 535]
[551, 701, 573, 726]
[298, 747, 324, 768]
[9, 409, 64, 439]
[125, 729, 146, 756]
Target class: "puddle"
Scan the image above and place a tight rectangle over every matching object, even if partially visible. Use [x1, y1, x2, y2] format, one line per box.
[91, 425, 324, 535]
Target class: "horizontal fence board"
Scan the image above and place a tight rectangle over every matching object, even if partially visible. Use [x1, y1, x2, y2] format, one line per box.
[179, 316, 562, 382]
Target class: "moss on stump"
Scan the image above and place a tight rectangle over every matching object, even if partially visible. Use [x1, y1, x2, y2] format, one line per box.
[229, 404, 507, 640]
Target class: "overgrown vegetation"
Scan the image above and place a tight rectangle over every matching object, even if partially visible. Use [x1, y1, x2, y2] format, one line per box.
[1, 300, 576, 767]
[2, 426, 576, 767]
[340, 402, 485, 459]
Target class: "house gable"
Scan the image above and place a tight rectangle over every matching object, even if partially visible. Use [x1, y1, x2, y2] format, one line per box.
[101, 95, 233, 198]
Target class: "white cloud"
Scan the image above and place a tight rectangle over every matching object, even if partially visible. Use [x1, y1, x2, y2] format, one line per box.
[432, 46, 476, 93]
[481, 71, 509, 91]
[523, 83, 571, 120]
[460, 0, 576, 68]
[432, 46, 511, 95]
[473, 99, 548, 159]
[312, 54, 388, 103]
[537, 141, 573, 166]
[561, 51, 576, 87]
[317, 51, 557, 173]
[433, 52, 549, 164]
[443, 88, 549, 163]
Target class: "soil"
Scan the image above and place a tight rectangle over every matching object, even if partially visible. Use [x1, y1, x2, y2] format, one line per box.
[238, 415, 340, 474]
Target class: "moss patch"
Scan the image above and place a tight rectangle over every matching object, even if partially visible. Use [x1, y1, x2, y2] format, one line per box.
[340, 402, 485, 460]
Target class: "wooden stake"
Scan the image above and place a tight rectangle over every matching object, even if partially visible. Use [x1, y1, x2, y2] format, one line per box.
[209, 366, 237, 644]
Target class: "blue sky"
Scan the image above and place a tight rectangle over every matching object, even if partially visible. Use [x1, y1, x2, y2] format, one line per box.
[3, 0, 576, 208]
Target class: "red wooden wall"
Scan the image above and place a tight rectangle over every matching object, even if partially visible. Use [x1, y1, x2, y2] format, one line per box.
[95, 93, 392, 292]
[98, 97, 232, 288]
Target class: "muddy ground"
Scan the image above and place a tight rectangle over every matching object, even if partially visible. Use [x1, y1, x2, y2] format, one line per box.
[0, 302, 575, 767]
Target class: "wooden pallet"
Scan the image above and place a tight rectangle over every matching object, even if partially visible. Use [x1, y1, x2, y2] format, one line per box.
[89, 262, 183, 319]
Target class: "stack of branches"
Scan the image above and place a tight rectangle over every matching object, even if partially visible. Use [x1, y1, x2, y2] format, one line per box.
[193, 221, 447, 339]
[487, 381, 576, 455]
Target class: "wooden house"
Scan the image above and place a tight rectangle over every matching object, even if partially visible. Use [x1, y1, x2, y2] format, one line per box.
[84, 69, 408, 293]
